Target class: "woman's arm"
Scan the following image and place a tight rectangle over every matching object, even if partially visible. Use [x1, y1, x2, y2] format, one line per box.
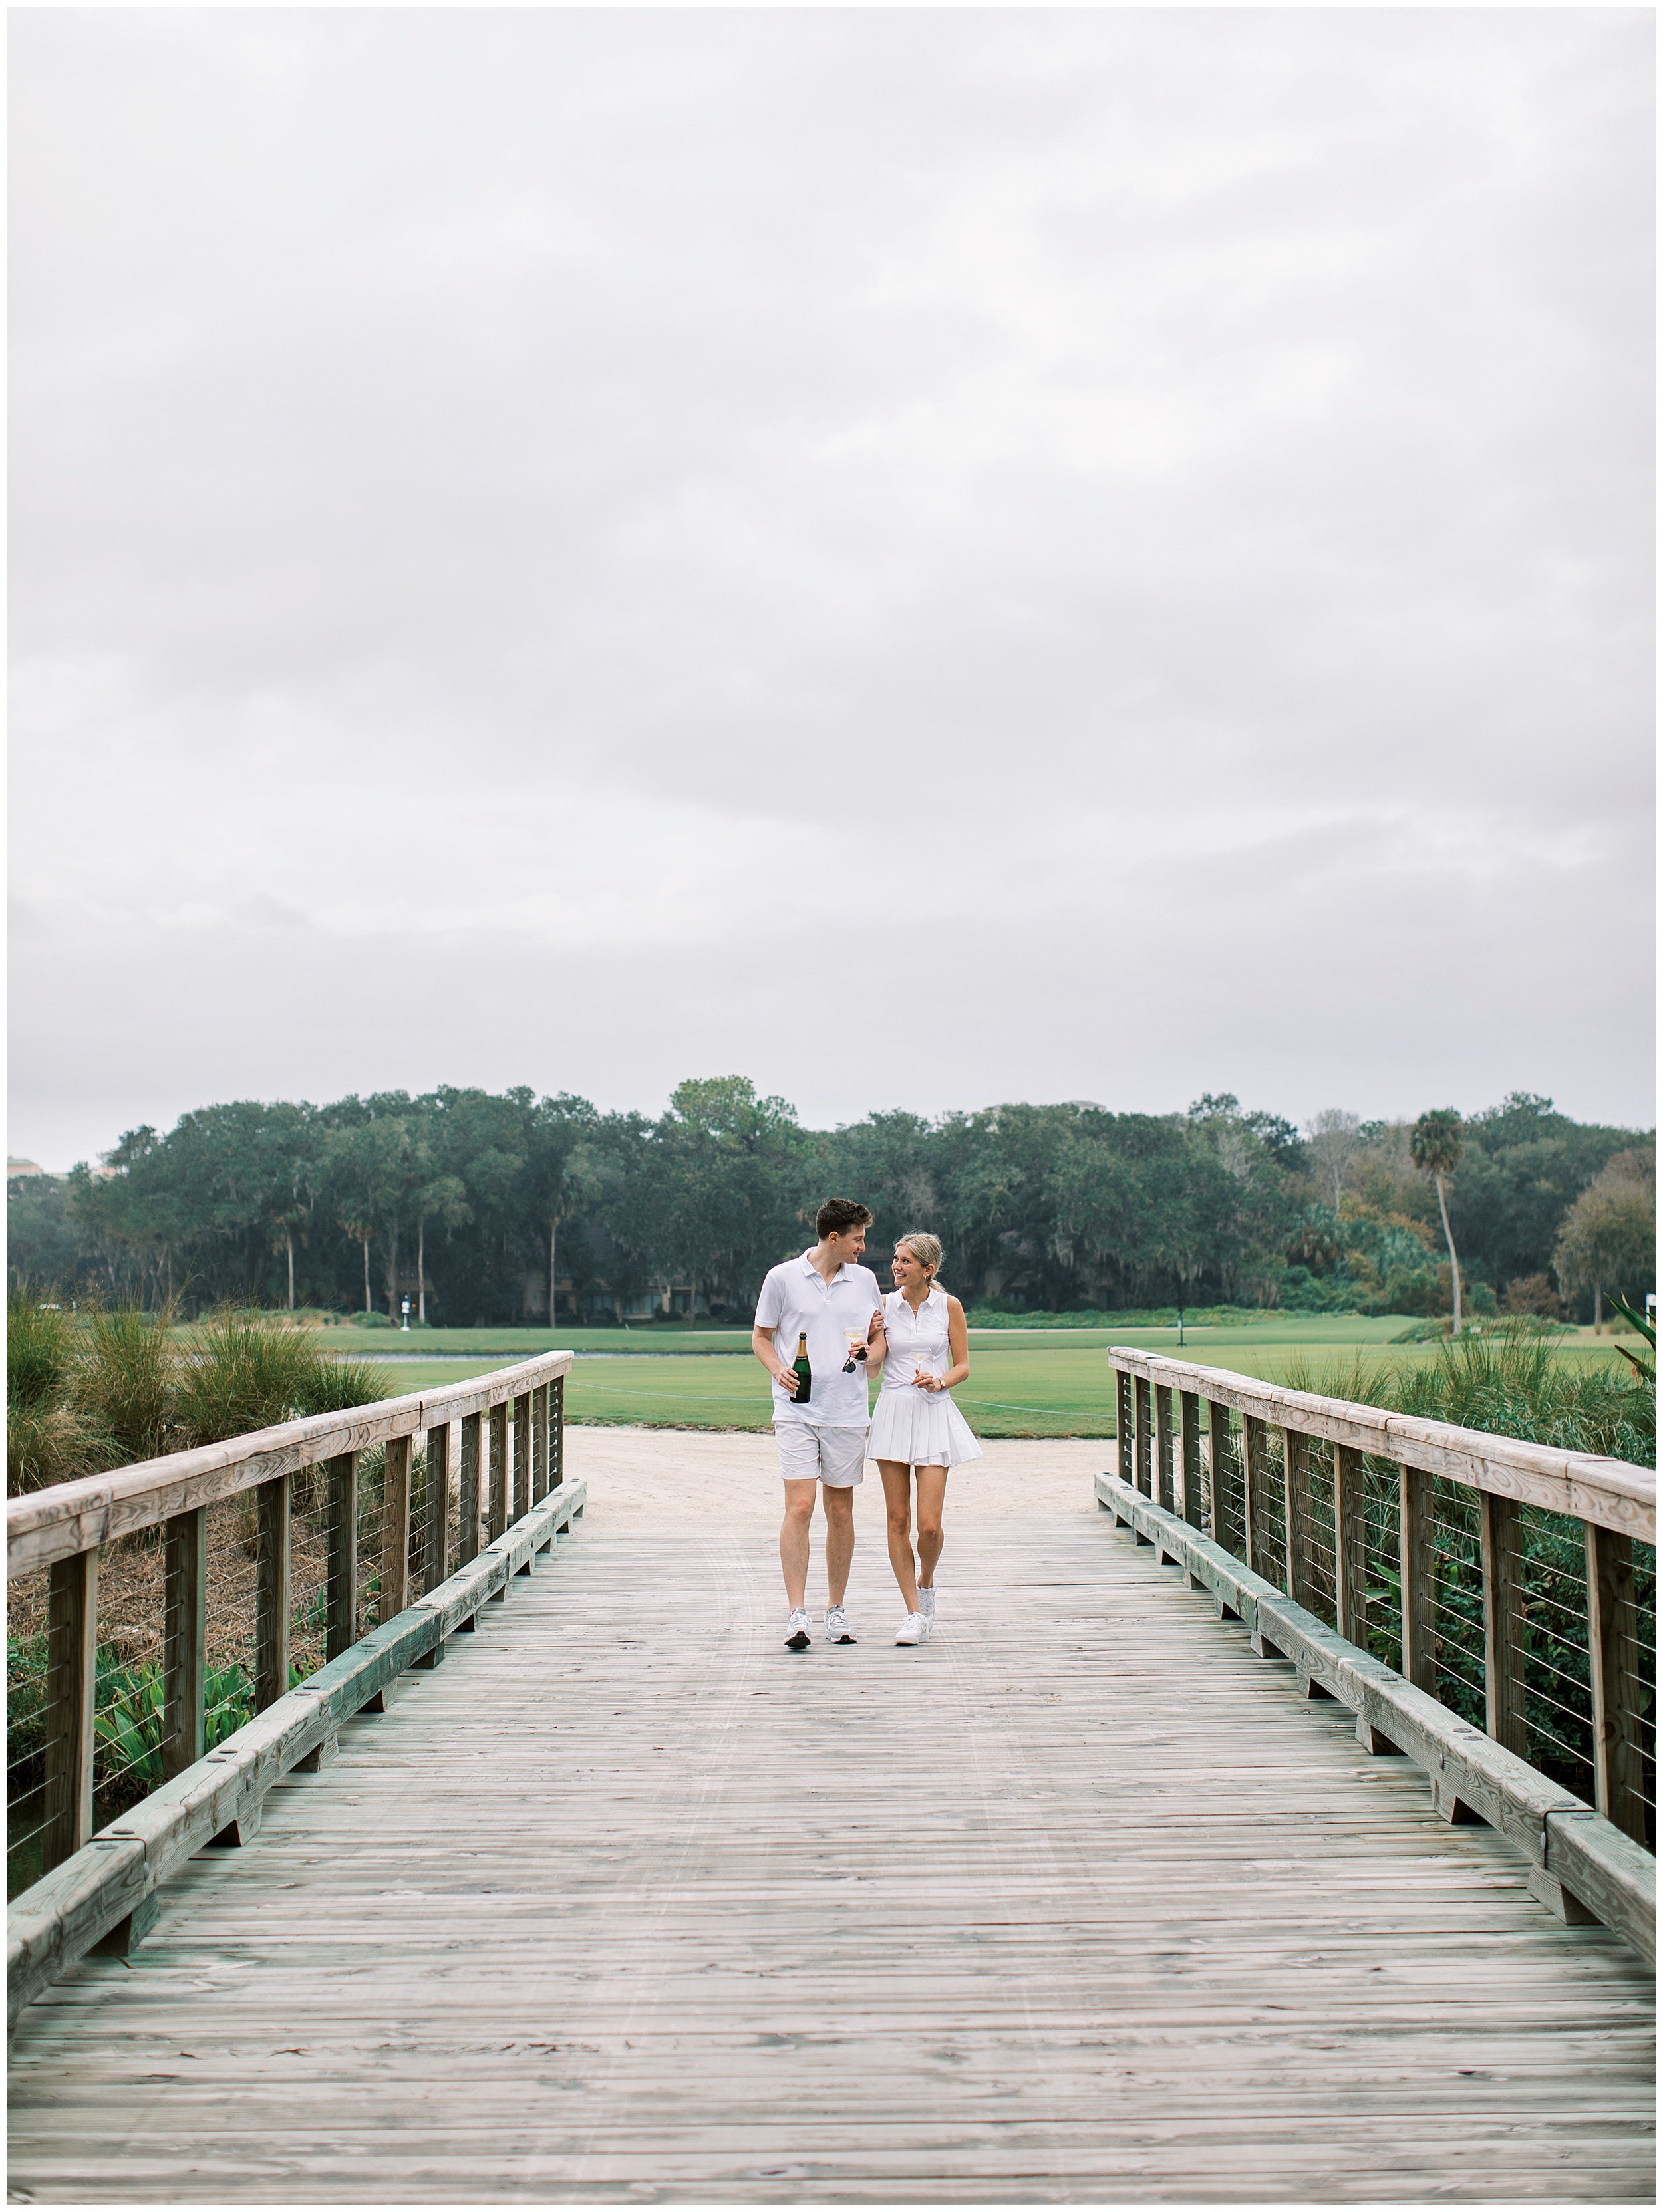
[918, 1295, 970, 1390]
[865, 1306, 887, 1370]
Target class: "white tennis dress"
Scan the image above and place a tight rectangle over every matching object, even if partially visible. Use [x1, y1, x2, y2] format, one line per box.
[867, 1285, 984, 1468]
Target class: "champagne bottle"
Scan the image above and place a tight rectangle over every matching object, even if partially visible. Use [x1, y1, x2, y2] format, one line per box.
[791, 1331, 812, 1405]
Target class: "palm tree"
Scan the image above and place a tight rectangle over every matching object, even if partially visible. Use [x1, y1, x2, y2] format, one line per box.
[1410, 1109, 1465, 1336]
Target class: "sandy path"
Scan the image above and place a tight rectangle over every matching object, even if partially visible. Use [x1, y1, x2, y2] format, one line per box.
[563, 1423, 1112, 1538]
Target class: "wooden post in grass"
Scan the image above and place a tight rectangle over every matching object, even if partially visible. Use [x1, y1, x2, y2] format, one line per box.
[423, 1424, 450, 1591]
[1586, 1524, 1646, 1844]
[1116, 1371, 1133, 1486]
[1333, 1447, 1362, 1645]
[254, 1472, 291, 1712]
[41, 1551, 98, 1872]
[458, 1414, 481, 1566]
[324, 1453, 359, 1663]
[1206, 1399, 1233, 1547]
[549, 1376, 565, 1489]
[1154, 1385, 1174, 1513]
[488, 1403, 508, 1542]
[1399, 1465, 1433, 1693]
[513, 1393, 531, 1522]
[382, 1436, 412, 1622]
[1241, 1417, 1266, 1578]
[1283, 1428, 1310, 1609]
[1179, 1392, 1203, 1530]
[162, 1507, 208, 1778]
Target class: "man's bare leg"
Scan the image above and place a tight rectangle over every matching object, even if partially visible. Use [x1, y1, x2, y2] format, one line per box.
[878, 1461, 920, 1610]
[780, 1479, 818, 1610]
[822, 1485, 856, 1607]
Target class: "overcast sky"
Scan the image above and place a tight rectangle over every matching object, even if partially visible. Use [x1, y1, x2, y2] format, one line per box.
[10, 8, 1655, 1167]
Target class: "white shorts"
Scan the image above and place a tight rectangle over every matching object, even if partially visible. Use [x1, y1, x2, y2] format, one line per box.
[775, 1424, 867, 1487]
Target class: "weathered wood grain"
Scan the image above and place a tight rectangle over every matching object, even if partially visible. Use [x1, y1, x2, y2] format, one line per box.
[1109, 1351, 1656, 1541]
[9, 1468, 1652, 2203]
[6, 1353, 576, 1578]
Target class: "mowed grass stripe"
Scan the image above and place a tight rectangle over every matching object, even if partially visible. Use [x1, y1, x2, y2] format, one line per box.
[367, 1325, 1645, 1440]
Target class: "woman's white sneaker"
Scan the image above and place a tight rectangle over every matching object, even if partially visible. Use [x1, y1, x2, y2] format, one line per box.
[895, 1612, 926, 1645]
[785, 1609, 812, 1651]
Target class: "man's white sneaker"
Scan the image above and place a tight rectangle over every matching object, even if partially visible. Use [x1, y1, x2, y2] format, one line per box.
[785, 1609, 812, 1651]
[895, 1612, 926, 1645]
[825, 1606, 856, 1645]
[918, 1584, 936, 1621]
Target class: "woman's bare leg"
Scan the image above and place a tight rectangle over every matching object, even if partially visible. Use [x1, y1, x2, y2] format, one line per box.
[878, 1461, 920, 1611]
[915, 1466, 948, 1590]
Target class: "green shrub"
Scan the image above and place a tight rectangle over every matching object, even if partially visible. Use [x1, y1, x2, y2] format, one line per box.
[75, 1302, 178, 1464]
[1286, 1325, 1655, 1466]
[7, 1290, 75, 1411]
[7, 1289, 395, 1494]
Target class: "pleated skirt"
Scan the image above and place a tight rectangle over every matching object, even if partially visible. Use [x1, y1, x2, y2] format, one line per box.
[867, 1385, 984, 1468]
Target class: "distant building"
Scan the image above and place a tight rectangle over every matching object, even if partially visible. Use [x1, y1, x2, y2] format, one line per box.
[7, 1157, 45, 1178]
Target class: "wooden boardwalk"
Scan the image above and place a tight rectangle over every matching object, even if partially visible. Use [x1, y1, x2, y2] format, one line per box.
[9, 1472, 1656, 2202]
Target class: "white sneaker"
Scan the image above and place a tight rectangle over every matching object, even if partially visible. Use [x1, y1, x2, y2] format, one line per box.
[825, 1605, 856, 1645]
[895, 1612, 925, 1645]
[785, 1609, 812, 1651]
[918, 1584, 936, 1621]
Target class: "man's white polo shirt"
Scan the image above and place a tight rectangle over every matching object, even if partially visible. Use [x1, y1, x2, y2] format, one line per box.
[754, 1251, 883, 1427]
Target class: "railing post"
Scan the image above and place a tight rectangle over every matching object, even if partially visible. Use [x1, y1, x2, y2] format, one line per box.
[1333, 1446, 1362, 1645]
[324, 1452, 359, 1663]
[529, 1385, 545, 1504]
[1586, 1524, 1646, 1844]
[254, 1472, 291, 1713]
[488, 1402, 509, 1541]
[513, 1393, 531, 1522]
[1478, 1492, 1525, 1756]
[1154, 1384, 1174, 1512]
[1115, 1369, 1133, 1484]
[1179, 1392, 1203, 1530]
[1134, 1377, 1152, 1498]
[382, 1435, 412, 1621]
[458, 1413, 481, 1564]
[1399, 1464, 1433, 1693]
[41, 1550, 98, 1873]
[1206, 1399, 1233, 1546]
[423, 1423, 450, 1591]
[162, 1507, 207, 1780]
[1282, 1427, 1310, 1610]
[1241, 1416, 1265, 1576]
[549, 1375, 565, 1488]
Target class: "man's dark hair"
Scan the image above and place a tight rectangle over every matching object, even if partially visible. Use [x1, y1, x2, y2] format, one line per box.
[816, 1197, 873, 1240]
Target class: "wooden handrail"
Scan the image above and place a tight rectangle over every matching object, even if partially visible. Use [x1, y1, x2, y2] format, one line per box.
[6, 1349, 575, 1577]
[1108, 1349, 1655, 1540]
[1107, 1348, 1656, 1866]
[7, 1351, 573, 1890]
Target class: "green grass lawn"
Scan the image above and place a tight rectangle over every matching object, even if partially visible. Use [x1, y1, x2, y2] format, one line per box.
[348, 1313, 1646, 1440]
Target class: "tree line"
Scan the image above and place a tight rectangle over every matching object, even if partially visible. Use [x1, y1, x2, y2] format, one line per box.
[6, 1081, 1654, 1327]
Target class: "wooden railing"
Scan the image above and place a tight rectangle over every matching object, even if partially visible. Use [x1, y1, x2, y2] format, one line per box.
[1104, 1349, 1656, 1960]
[7, 1351, 579, 2020]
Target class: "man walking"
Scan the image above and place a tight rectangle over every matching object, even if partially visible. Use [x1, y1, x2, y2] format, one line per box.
[752, 1198, 885, 1650]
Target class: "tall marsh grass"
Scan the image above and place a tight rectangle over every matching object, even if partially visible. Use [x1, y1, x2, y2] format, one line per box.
[5, 1290, 394, 1493]
[1284, 1324, 1655, 1468]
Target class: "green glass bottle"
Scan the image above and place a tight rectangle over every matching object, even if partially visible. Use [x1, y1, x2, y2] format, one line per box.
[791, 1331, 812, 1405]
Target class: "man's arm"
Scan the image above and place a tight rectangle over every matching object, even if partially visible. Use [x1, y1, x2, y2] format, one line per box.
[752, 1325, 796, 1389]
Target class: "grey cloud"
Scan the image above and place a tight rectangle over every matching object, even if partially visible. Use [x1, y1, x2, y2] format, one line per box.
[9, 7, 1654, 1167]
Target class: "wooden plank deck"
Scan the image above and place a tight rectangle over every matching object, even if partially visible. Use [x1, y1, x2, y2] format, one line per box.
[8, 1454, 1656, 2203]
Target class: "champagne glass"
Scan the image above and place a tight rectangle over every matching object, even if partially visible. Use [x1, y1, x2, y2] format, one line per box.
[842, 1329, 867, 1375]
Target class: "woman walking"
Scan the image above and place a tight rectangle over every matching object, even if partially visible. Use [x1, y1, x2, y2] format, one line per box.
[869, 1233, 982, 1645]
